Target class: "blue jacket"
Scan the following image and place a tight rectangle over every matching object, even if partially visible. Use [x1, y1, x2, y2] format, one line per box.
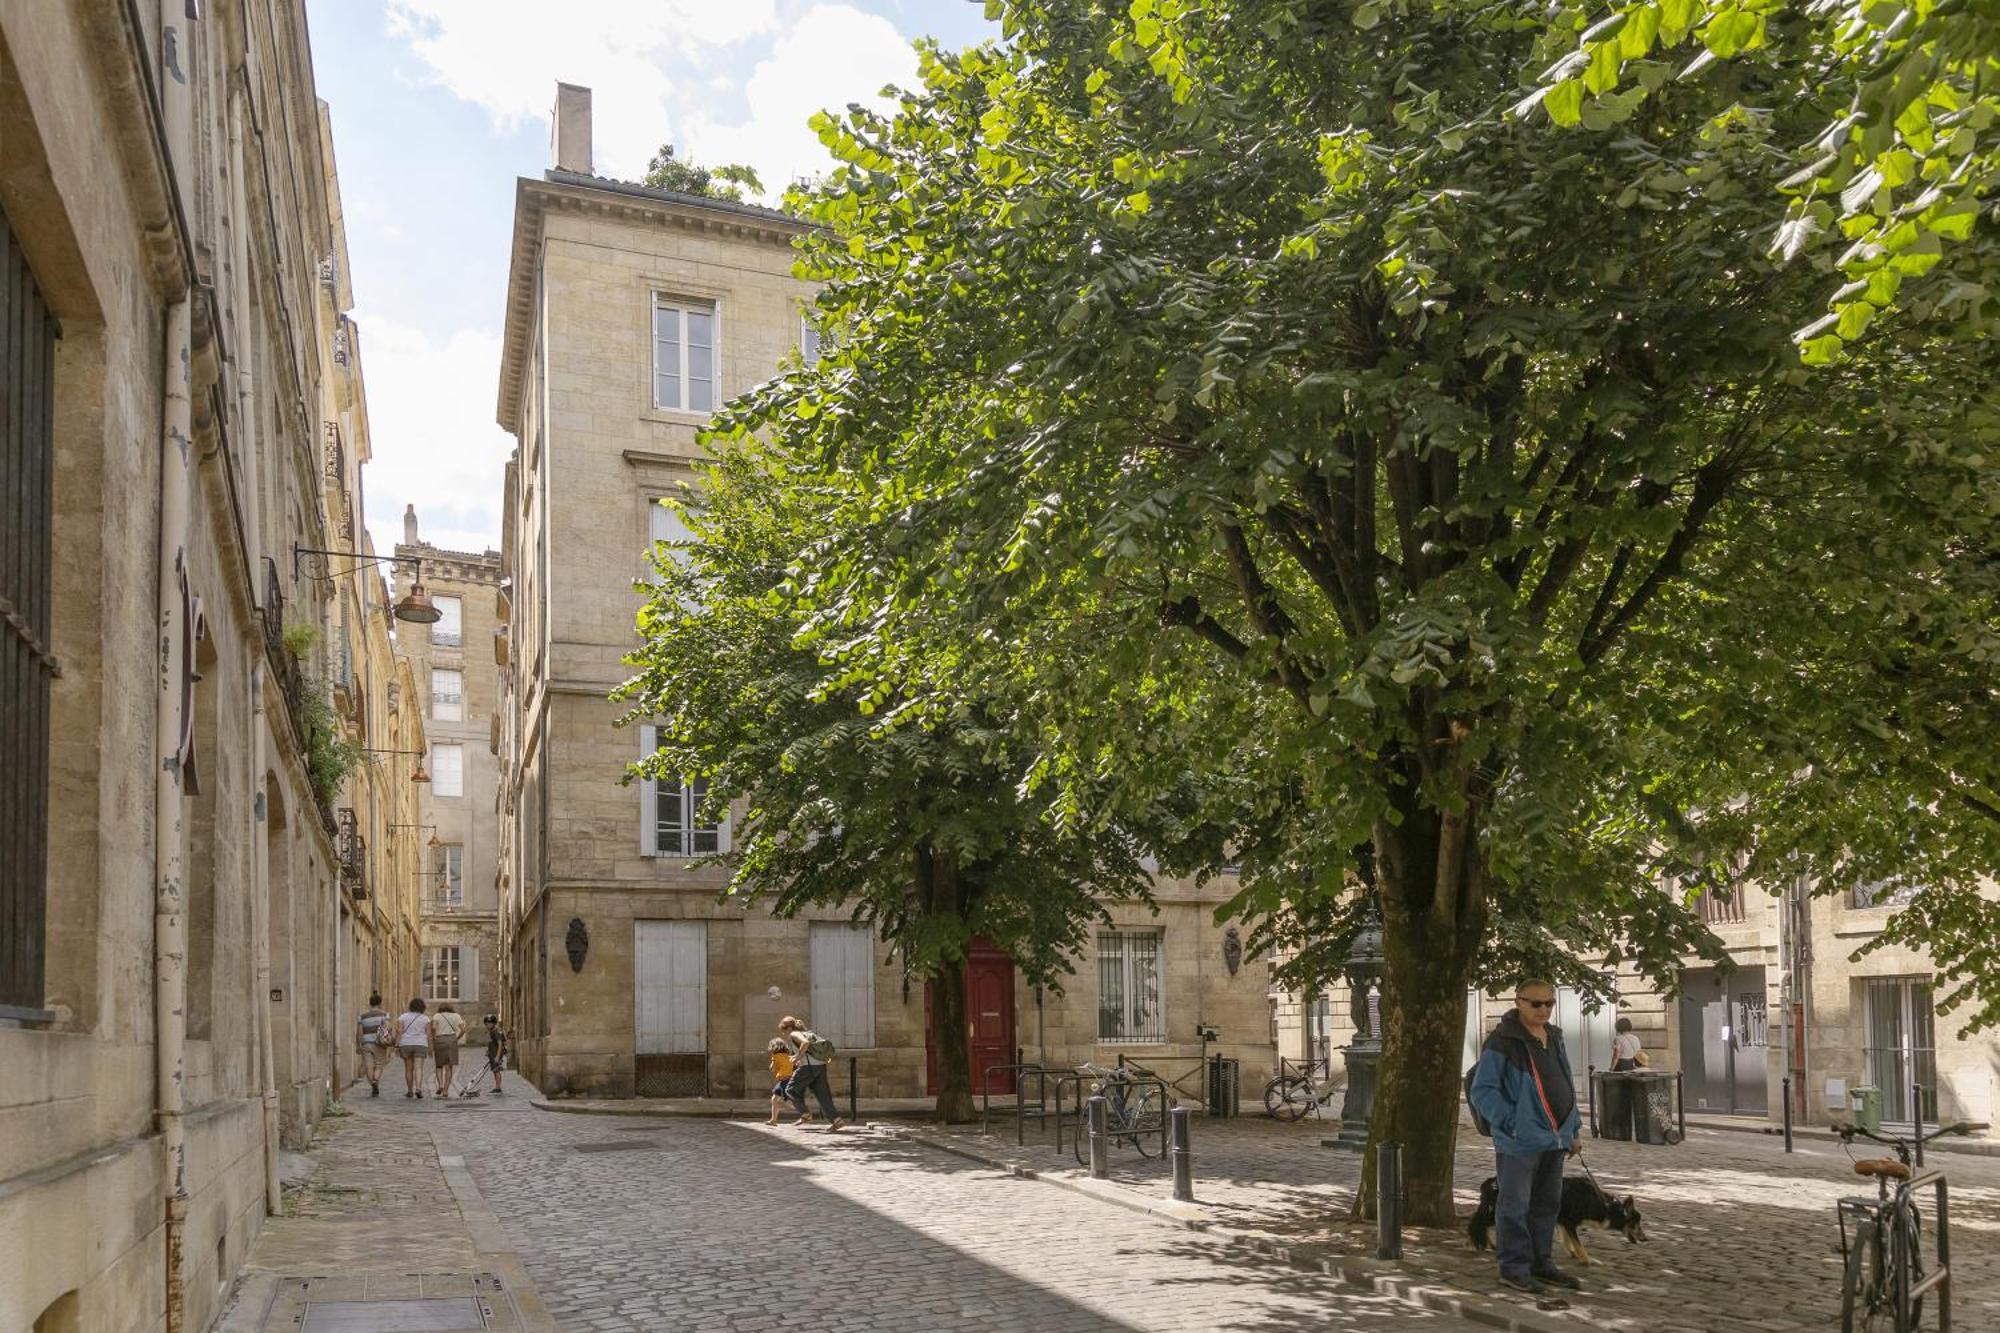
[1469, 1012, 1581, 1156]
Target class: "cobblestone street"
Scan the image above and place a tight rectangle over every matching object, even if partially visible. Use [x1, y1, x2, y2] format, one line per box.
[931, 1110, 2000, 1332]
[447, 1102, 1494, 1332]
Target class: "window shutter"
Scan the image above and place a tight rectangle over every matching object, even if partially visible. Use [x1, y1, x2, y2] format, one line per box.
[844, 928, 875, 1048]
[462, 948, 479, 1005]
[639, 725, 657, 856]
[810, 925, 841, 1045]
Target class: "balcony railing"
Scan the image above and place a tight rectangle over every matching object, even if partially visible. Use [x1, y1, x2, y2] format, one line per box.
[1699, 887, 1747, 924]
[336, 809, 368, 900]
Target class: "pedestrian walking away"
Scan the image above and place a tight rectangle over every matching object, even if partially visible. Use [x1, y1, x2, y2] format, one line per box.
[483, 1013, 508, 1094]
[766, 1037, 795, 1125]
[356, 992, 390, 1097]
[1468, 979, 1584, 1297]
[392, 996, 433, 1099]
[431, 1002, 466, 1098]
[1610, 1016, 1645, 1071]
[778, 1015, 844, 1131]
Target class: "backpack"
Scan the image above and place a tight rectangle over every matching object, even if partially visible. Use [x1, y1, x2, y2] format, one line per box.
[1464, 1066, 1491, 1136]
[805, 1032, 836, 1061]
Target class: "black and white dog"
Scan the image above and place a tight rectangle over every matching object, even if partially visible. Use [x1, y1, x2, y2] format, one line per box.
[1467, 1176, 1647, 1264]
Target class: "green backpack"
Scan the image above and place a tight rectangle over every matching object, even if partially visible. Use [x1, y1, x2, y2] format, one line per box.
[805, 1032, 836, 1061]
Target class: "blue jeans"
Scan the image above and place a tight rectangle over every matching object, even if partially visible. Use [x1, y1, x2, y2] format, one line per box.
[1495, 1148, 1566, 1278]
[787, 1061, 838, 1120]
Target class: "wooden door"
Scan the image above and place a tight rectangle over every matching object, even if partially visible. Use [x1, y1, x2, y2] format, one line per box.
[925, 943, 1016, 1095]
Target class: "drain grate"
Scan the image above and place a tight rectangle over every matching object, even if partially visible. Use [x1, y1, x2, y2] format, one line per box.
[300, 1298, 486, 1331]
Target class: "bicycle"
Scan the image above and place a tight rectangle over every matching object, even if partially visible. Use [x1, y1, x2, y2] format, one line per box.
[1834, 1117, 1970, 1332]
[1071, 1062, 1166, 1164]
[1263, 1055, 1341, 1121]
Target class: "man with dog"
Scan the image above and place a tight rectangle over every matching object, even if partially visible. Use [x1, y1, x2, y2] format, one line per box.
[1469, 978, 1584, 1296]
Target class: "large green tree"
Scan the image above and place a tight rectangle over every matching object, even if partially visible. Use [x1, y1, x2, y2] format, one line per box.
[699, 0, 2000, 1224]
[615, 441, 1156, 1122]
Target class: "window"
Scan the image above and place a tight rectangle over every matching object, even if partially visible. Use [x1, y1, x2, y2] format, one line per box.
[639, 726, 725, 856]
[652, 298, 716, 413]
[1866, 978, 1938, 1124]
[431, 743, 464, 798]
[431, 668, 463, 721]
[801, 316, 823, 368]
[646, 498, 692, 584]
[430, 595, 462, 648]
[808, 923, 876, 1048]
[1852, 877, 1920, 909]
[1097, 931, 1164, 1043]
[0, 204, 56, 1015]
[423, 946, 461, 1001]
[433, 843, 463, 906]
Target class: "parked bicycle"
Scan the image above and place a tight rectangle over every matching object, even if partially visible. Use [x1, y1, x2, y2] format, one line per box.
[1263, 1055, 1340, 1121]
[1835, 1118, 1969, 1332]
[1072, 1061, 1165, 1164]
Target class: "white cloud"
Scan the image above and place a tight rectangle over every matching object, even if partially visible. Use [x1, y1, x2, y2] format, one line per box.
[687, 6, 917, 190]
[352, 315, 510, 556]
[384, 0, 917, 190]
[386, 0, 780, 179]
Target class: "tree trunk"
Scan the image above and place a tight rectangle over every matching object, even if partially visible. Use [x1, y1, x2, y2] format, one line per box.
[1357, 799, 1490, 1228]
[932, 951, 976, 1123]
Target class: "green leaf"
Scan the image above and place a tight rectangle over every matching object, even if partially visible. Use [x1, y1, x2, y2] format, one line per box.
[1352, 2, 1381, 30]
[1585, 41, 1623, 96]
[1544, 78, 1586, 127]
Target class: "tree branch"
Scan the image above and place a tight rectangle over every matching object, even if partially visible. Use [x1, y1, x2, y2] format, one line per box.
[1579, 457, 1738, 664]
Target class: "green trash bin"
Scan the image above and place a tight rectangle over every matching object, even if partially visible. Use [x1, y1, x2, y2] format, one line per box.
[1849, 1086, 1883, 1134]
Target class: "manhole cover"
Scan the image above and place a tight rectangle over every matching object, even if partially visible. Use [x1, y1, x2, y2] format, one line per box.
[301, 1298, 486, 1331]
[571, 1141, 678, 1153]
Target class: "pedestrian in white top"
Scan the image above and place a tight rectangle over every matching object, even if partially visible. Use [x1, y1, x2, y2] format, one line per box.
[392, 997, 433, 1099]
[1610, 1017, 1644, 1071]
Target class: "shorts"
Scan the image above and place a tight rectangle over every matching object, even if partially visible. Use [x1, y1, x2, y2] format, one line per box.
[399, 1046, 427, 1065]
[771, 1080, 791, 1098]
[361, 1044, 389, 1073]
[434, 1036, 460, 1066]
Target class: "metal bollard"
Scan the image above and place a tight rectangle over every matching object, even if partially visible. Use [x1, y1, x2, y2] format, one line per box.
[1782, 1076, 1794, 1153]
[1087, 1095, 1110, 1179]
[1376, 1142, 1403, 1260]
[848, 1056, 858, 1124]
[1170, 1106, 1194, 1202]
[1914, 1080, 1925, 1168]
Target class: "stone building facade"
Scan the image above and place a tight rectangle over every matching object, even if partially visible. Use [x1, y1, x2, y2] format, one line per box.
[394, 512, 504, 1037]
[1275, 880, 2000, 1133]
[491, 85, 1275, 1105]
[0, 4, 412, 1330]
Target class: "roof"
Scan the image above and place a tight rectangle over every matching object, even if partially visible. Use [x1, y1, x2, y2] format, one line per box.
[493, 170, 816, 435]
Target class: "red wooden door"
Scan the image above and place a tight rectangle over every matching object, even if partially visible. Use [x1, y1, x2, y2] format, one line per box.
[925, 944, 1017, 1095]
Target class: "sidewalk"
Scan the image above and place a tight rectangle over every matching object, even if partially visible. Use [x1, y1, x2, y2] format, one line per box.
[217, 1077, 557, 1333]
[909, 1112, 2000, 1332]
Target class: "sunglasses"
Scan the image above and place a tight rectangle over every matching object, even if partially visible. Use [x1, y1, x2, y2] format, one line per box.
[1516, 997, 1555, 1009]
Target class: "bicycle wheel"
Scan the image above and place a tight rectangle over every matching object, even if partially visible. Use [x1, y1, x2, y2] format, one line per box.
[1265, 1076, 1314, 1121]
[1841, 1218, 1875, 1333]
[1900, 1209, 1925, 1331]
[1128, 1084, 1166, 1158]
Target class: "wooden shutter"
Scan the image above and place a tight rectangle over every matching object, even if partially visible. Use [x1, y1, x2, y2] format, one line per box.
[635, 920, 705, 1055]
[462, 947, 479, 1005]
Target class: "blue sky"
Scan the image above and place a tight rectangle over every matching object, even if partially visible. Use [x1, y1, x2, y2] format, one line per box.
[306, 0, 997, 555]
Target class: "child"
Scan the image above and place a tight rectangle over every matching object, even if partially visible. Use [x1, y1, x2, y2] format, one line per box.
[766, 1037, 795, 1125]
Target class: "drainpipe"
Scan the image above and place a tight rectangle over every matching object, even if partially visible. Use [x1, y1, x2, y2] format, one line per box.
[251, 664, 282, 1213]
[154, 4, 195, 1327]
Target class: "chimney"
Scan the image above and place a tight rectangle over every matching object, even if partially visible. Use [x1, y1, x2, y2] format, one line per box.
[403, 503, 419, 547]
[551, 83, 593, 175]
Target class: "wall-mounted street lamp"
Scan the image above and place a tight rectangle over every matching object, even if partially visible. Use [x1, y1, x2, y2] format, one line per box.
[293, 543, 442, 625]
[361, 746, 431, 784]
[389, 822, 443, 851]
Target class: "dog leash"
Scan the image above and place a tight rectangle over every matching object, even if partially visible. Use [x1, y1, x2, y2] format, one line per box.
[1574, 1151, 1614, 1206]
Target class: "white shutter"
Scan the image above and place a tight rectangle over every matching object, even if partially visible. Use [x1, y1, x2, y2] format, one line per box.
[810, 924, 843, 1045]
[462, 948, 480, 1005]
[639, 725, 657, 856]
[635, 920, 706, 1055]
[843, 927, 875, 1048]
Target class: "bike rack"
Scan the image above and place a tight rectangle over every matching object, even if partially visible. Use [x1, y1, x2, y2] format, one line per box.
[1050, 1070, 1171, 1160]
[1836, 1170, 1952, 1333]
[980, 1062, 1052, 1146]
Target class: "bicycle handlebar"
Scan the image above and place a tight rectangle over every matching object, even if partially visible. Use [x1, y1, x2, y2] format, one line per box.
[1837, 1120, 1974, 1152]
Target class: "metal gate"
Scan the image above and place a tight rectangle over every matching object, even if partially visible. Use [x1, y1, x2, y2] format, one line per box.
[635, 921, 706, 1097]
